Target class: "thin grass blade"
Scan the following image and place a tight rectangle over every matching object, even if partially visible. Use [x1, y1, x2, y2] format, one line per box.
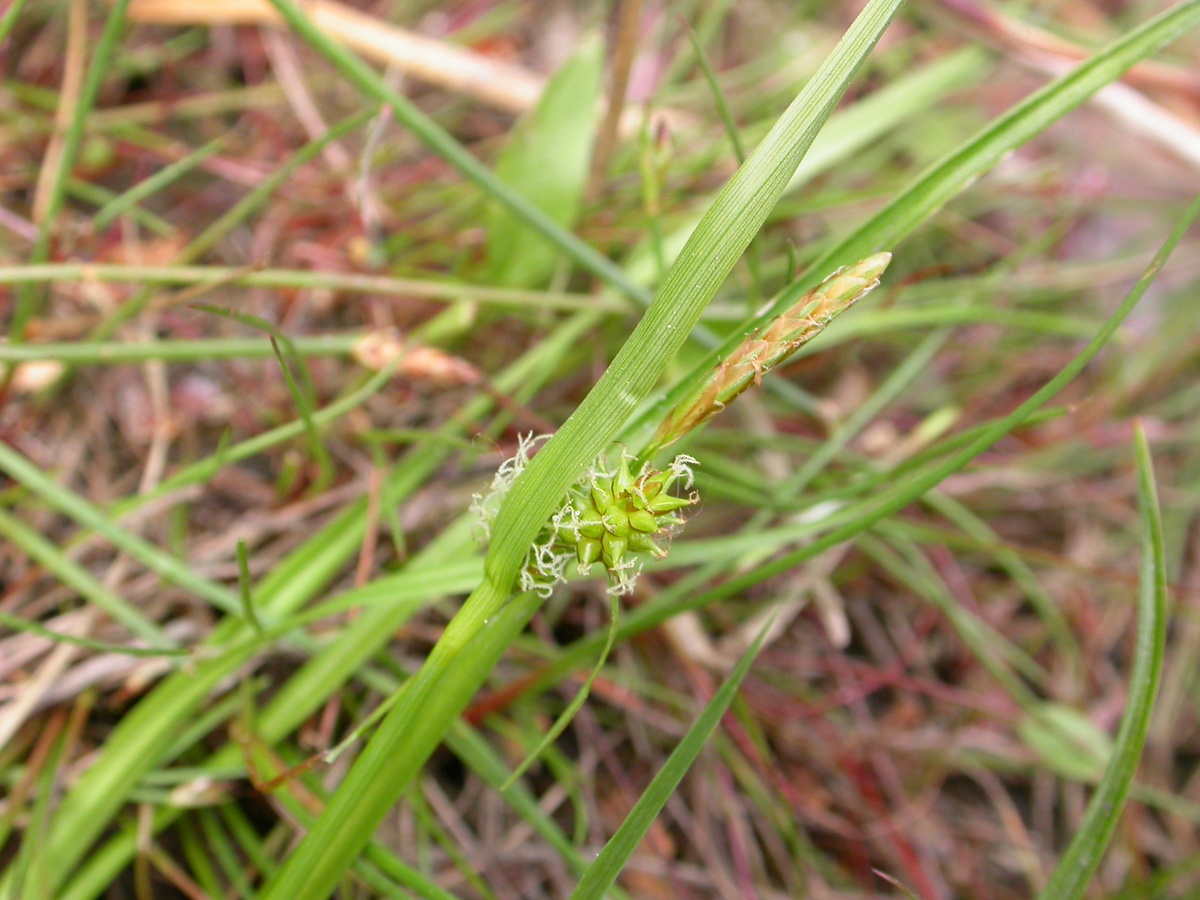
[569, 620, 771, 900]
[1033, 421, 1168, 899]
[800, 0, 1200, 293]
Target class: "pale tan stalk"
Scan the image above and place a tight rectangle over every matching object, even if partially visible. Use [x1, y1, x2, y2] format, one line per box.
[124, 0, 697, 135]
[126, 0, 542, 113]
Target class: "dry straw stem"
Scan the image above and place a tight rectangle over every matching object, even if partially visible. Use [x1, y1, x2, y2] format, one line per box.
[352, 330, 481, 388]
[648, 252, 892, 455]
[125, 0, 542, 113]
[32, 0, 87, 223]
[124, 0, 696, 134]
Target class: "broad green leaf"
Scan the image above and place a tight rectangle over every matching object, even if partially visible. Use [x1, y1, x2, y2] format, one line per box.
[487, 35, 604, 287]
[1019, 703, 1114, 782]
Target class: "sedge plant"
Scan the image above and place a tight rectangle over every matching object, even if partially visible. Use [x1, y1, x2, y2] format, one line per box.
[252, 1, 906, 895]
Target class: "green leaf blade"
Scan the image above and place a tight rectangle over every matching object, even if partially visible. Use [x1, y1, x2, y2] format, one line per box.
[486, 35, 605, 288]
[569, 621, 772, 900]
[1034, 419, 1170, 900]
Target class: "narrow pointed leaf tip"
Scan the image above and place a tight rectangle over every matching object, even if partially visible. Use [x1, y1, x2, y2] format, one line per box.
[649, 252, 892, 454]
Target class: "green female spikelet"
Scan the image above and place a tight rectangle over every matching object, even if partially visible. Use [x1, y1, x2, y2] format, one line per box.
[473, 439, 697, 596]
[555, 450, 697, 579]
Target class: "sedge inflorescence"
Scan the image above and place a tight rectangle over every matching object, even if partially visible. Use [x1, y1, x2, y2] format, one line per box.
[473, 254, 893, 599]
[472, 436, 698, 597]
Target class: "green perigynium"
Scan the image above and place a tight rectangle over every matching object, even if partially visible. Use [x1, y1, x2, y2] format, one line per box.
[473, 437, 698, 596]
[556, 450, 698, 580]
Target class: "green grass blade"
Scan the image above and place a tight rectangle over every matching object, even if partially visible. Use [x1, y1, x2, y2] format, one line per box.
[22, 638, 261, 899]
[568, 620, 770, 900]
[447, 721, 610, 885]
[863, 531, 1042, 707]
[6, 720, 68, 898]
[501, 593, 620, 790]
[25, 502, 372, 898]
[0, 508, 175, 649]
[263, 0, 654, 307]
[585, 193, 1200, 666]
[0, 442, 241, 616]
[67, 176, 177, 235]
[1033, 420, 1169, 899]
[190, 304, 334, 489]
[623, 0, 1200, 452]
[778, 327, 949, 499]
[685, 20, 747, 163]
[0, 0, 31, 45]
[800, 0, 1200, 288]
[268, 334, 334, 489]
[784, 47, 987, 192]
[92, 110, 372, 338]
[0, 334, 362, 366]
[0, 611, 185, 659]
[112, 364, 395, 518]
[43, 313, 599, 900]
[92, 134, 226, 231]
[177, 110, 369, 266]
[0, 265, 627, 314]
[926, 493, 1080, 660]
[254, 591, 544, 900]
[675, 197, 1200, 606]
[235, 540, 263, 635]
